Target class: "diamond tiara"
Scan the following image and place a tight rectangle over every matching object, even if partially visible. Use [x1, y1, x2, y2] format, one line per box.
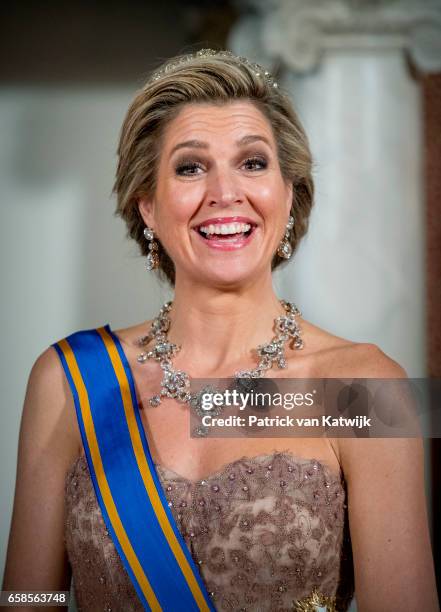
[149, 49, 279, 89]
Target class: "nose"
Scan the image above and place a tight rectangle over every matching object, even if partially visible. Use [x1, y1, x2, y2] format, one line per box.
[205, 165, 244, 208]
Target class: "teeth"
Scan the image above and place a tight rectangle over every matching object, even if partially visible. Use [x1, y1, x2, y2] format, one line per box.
[199, 222, 252, 235]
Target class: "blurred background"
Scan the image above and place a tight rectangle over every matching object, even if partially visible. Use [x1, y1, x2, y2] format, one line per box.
[1, 1, 440, 609]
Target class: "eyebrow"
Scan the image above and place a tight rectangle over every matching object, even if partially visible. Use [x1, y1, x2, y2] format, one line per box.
[170, 139, 208, 155]
[170, 134, 271, 156]
[237, 134, 271, 147]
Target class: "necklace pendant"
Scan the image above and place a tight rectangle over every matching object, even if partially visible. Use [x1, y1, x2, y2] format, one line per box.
[277, 356, 287, 368]
[189, 386, 224, 418]
[258, 341, 279, 357]
[276, 314, 298, 336]
[161, 370, 190, 400]
[149, 341, 180, 361]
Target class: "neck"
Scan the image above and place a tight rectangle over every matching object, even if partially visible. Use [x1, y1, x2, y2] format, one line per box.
[166, 273, 286, 376]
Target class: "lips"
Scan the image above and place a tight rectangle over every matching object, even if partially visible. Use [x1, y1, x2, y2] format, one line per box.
[193, 223, 257, 251]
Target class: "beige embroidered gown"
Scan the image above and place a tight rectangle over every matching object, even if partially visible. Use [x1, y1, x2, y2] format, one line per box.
[65, 450, 354, 611]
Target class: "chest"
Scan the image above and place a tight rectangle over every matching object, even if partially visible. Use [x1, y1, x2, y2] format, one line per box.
[130, 358, 338, 481]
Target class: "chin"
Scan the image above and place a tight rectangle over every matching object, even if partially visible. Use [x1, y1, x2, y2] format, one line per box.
[194, 262, 263, 288]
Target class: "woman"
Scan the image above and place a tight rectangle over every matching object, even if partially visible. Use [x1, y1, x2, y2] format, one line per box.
[3, 50, 438, 611]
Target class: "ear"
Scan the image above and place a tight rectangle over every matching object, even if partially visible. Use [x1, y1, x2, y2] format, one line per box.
[138, 196, 156, 229]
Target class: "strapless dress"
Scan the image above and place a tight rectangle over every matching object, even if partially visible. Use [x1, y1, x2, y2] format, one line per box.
[64, 451, 354, 611]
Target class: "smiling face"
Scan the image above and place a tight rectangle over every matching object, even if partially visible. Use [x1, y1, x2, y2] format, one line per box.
[138, 100, 293, 288]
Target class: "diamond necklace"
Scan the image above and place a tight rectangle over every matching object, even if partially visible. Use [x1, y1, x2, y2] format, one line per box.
[135, 299, 303, 418]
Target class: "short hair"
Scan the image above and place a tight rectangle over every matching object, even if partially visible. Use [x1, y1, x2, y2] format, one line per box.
[113, 50, 314, 287]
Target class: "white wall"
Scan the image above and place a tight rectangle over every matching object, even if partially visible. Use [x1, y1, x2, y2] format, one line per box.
[0, 87, 172, 581]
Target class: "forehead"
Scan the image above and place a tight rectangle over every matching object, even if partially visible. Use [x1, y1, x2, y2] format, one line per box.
[161, 101, 275, 149]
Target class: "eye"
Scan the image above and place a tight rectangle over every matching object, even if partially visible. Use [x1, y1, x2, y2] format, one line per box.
[242, 156, 268, 171]
[175, 161, 205, 176]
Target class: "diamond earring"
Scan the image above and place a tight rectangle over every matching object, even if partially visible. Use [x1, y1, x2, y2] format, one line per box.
[277, 215, 294, 260]
[143, 226, 160, 271]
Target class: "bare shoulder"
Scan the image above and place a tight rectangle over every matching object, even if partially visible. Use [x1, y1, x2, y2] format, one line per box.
[298, 318, 408, 378]
[345, 341, 407, 378]
[336, 342, 408, 379]
[111, 319, 152, 346]
[24, 345, 82, 459]
[27, 345, 72, 413]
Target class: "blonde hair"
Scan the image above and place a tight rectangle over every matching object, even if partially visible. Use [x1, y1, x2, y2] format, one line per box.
[113, 50, 314, 286]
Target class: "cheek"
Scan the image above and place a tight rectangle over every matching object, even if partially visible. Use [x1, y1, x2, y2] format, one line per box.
[158, 183, 204, 226]
[248, 180, 284, 211]
[158, 185, 197, 223]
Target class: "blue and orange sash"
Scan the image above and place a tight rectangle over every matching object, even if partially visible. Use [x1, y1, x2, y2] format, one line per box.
[52, 325, 215, 612]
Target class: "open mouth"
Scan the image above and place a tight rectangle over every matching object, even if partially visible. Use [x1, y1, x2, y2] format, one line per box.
[196, 225, 255, 241]
[191, 219, 258, 250]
